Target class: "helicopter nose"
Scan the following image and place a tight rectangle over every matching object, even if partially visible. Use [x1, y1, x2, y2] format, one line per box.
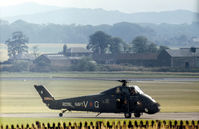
[155, 102, 160, 112]
[146, 102, 160, 114]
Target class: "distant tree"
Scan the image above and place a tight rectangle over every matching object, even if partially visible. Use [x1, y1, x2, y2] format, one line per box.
[2, 62, 29, 72]
[110, 37, 125, 54]
[71, 57, 97, 71]
[32, 45, 39, 58]
[5, 31, 28, 59]
[131, 36, 161, 53]
[147, 43, 158, 53]
[123, 43, 131, 53]
[87, 31, 111, 55]
[131, 36, 148, 53]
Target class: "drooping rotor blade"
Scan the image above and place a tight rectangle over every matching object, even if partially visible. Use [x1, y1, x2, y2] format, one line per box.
[51, 77, 160, 82]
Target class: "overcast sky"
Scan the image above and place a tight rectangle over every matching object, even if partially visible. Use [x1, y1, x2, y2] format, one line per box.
[0, 0, 198, 13]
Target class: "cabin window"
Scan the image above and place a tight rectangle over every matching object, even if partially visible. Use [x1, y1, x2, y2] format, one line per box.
[115, 87, 121, 94]
[129, 87, 136, 95]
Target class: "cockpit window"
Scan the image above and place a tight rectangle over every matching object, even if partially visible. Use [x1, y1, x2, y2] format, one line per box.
[116, 87, 121, 94]
[130, 85, 156, 102]
[129, 87, 136, 95]
[134, 86, 144, 94]
[129, 85, 144, 95]
[144, 94, 156, 102]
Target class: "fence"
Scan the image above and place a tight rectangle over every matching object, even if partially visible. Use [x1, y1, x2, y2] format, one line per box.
[1, 120, 199, 129]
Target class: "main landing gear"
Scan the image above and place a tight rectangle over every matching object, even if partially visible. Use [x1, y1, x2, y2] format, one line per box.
[59, 109, 67, 117]
[134, 112, 141, 118]
[124, 113, 131, 118]
[124, 112, 141, 118]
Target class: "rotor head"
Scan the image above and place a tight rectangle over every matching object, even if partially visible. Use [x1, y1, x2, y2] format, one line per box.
[118, 80, 129, 87]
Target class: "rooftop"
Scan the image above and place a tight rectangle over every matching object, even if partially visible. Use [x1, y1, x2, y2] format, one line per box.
[67, 47, 92, 53]
[41, 53, 82, 60]
[166, 48, 199, 57]
[43, 54, 67, 60]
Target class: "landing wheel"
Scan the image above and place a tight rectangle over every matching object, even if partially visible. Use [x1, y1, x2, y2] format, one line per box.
[59, 113, 63, 117]
[134, 113, 141, 118]
[124, 113, 131, 118]
[59, 109, 67, 117]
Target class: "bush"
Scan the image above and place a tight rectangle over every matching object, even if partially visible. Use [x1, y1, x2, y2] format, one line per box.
[30, 65, 52, 72]
[1, 61, 30, 72]
[70, 58, 97, 71]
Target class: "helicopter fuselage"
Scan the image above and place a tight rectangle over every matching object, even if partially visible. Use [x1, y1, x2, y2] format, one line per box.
[35, 84, 160, 118]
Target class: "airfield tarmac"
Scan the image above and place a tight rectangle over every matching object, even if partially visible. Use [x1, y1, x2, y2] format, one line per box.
[0, 112, 199, 120]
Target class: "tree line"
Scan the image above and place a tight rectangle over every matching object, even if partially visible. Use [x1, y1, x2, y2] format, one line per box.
[5, 31, 169, 61]
[4, 31, 199, 72]
[1, 20, 198, 47]
[2, 30, 170, 72]
[87, 31, 169, 55]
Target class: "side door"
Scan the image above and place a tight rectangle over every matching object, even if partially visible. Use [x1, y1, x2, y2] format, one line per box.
[100, 94, 117, 113]
[115, 87, 130, 112]
[129, 95, 138, 112]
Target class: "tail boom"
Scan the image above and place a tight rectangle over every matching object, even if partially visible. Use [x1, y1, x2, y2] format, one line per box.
[34, 85, 55, 103]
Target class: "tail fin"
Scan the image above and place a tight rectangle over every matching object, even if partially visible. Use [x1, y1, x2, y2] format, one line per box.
[34, 85, 55, 103]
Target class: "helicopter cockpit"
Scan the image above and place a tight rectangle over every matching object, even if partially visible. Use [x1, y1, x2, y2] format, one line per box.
[130, 85, 156, 103]
[129, 85, 143, 95]
[100, 85, 156, 102]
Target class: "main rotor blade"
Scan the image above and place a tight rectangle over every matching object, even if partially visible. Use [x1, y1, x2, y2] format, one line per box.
[51, 76, 159, 81]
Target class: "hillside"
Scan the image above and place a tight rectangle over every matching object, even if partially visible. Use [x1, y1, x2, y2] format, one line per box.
[0, 20, 199, 47]
[1, 3, 198, 25]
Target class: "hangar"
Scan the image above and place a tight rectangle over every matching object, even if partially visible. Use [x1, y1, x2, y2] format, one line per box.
[157, 47, 199, 68]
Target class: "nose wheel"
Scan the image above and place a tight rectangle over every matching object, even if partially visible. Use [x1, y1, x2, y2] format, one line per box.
[134, 112, 141, 118]
[59, 109, 67, 117]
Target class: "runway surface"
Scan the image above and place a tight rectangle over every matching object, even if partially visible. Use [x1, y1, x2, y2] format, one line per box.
[1, 112, 199, 120]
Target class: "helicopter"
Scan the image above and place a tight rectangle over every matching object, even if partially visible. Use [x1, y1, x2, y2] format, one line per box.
[34, 80, 160, 118]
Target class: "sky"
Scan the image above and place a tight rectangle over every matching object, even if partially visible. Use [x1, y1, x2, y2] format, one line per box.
[0, 0, 198, 13]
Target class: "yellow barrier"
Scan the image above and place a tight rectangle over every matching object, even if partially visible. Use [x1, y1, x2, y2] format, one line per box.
[1, 120, 199, 129]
